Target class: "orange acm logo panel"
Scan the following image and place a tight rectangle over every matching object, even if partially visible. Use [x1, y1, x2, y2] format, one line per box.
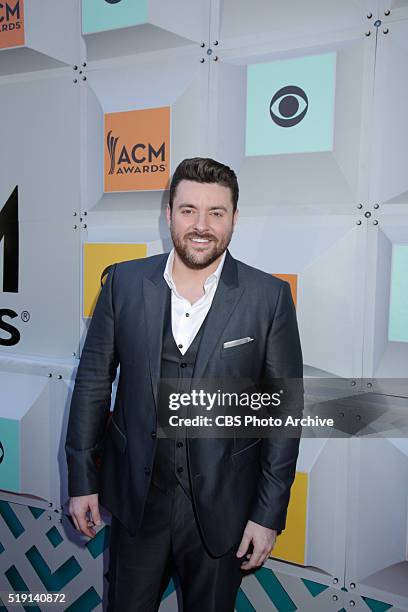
[104, 107, 170, 192]
[0, 0, 25, 49]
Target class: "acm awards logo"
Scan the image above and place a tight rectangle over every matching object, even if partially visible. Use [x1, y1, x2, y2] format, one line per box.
[0, 186, 22, 347]
[106, 130, 166, 176]
[0, 0, 22, 32]
[269, 85, 309, 128]
[0, 0, 24, 49]
[104, 107, 170, 192]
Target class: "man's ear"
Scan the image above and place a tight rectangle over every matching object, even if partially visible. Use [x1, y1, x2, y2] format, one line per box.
[233, 208, 239, 228]
[166, 204, 171, 227]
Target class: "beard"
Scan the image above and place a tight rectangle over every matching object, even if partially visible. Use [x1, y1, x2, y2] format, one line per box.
[170, 223, 234, 270]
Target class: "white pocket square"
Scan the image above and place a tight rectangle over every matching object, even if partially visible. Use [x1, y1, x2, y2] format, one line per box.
[223, 337, 254, 349]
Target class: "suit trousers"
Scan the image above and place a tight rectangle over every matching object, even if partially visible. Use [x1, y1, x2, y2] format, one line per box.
[107, 480, 245, 611]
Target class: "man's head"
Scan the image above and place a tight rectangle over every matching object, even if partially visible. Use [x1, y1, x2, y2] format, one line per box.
[166, 158, 239, 270]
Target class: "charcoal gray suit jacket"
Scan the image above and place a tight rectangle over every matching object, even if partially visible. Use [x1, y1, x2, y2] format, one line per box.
[65, 249, 304, 557]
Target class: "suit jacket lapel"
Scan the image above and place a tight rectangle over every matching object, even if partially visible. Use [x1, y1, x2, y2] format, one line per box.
[193, 250, 245, 379]
[143, 255, 169, 412]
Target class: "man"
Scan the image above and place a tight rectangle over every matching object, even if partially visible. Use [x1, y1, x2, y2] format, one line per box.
[65, 157, 303, 611]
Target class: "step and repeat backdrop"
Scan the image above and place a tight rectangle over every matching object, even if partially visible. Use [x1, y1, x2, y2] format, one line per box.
[1, 0, 408, 610]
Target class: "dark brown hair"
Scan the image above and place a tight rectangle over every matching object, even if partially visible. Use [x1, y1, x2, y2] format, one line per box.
[168, 157, 239, 212]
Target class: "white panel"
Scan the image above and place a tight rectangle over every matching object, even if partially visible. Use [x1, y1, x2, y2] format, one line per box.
[370, 20, 408, 205]
[228, 215, 366, 378]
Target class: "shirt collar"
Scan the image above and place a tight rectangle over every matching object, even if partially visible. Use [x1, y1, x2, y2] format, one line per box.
[163, 248, 226, 296]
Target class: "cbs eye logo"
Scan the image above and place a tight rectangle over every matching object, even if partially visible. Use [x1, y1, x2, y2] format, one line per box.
[269, 85, 309, 128]
[104, 0, 122, 3]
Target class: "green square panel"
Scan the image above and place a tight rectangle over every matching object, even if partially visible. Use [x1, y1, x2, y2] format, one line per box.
[0, 417, 20, 491]
[246, 52, 336, 156]
[82, 0, 148, 35]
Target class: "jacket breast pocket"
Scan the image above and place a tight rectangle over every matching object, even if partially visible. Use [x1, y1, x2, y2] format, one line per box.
[108, 417, 127, 454]
[231, 439, 261, 471]
[220, 338, 256, 360]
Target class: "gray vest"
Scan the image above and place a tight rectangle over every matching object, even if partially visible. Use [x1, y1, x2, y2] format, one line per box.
[151, 286, 209, 498]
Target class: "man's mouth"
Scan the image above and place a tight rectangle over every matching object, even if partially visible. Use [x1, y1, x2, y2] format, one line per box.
[189, 237, 212, 244]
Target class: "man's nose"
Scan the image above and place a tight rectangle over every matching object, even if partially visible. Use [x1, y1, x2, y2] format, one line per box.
[192, 211, 210, 233]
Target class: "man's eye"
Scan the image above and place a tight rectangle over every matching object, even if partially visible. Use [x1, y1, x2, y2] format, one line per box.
[212, 211, 223, 217]
[182, 209, 193, 214]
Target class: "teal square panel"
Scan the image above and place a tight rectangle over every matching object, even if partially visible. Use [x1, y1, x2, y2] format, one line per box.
[0, 417, 20, 492]
[246, 53, 336, 156]
[388, 244, 408, 342]
[82, 0, 148, 35]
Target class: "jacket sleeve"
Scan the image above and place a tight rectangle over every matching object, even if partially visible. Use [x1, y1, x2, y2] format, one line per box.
[65, 263, 119, 497]
[249, 280, 304, 533]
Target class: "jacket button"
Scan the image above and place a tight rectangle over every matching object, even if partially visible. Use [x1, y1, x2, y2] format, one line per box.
[177, 466, 184, 474]
[151, 431, 157, 439]
[144, 466, 151, 475]
[180, 363, 187, 368]
[176, 441, 184, 448]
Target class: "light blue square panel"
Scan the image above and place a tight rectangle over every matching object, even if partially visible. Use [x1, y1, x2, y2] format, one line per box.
[388, 244, 408, 343]
[246, 52, 336, 156]
[82, 0, 148, 35]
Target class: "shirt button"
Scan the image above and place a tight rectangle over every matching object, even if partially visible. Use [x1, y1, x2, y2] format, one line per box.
[185, 313, 190, 317]
[144, 466, 151, 475]
[180, 363, 187, 368]
[178, 344, 183, 349]
[177, 441, 184, 448]
[177, 466, 184, 474]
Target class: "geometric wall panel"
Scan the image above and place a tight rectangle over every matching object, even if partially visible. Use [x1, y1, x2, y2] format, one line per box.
[271, 438, 348, 579]
[0, 365, 73, 504]
[83, 0, 210, 61]
[0, 75, 80, 359]
[213, 37, 370, 210]
[218, 0, 370, 43]
[369, 20, 408, 206]
[84, 55, 207, 211]
[346, 437, 408, 611]
[363, 217, 408, 382]
[230, 215, 365, 377]
[0, 0, 80, 76]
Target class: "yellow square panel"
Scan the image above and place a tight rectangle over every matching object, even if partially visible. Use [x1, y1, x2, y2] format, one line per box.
[83, 243, 147, 317]
[271, 471, 308, 565]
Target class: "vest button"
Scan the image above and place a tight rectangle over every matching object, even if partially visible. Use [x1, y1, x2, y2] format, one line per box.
[177, 466, 184, 474]
[144, 466, 151, 475]
[151, 431, 157, 439]
[180, 363, 187, 368]
[177, 441, 184, 448]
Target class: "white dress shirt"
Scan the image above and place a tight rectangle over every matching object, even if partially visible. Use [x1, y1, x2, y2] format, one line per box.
[163, 248, 226, 355]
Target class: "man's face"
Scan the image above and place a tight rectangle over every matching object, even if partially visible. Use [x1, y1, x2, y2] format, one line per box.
[166, 180, 238, 270]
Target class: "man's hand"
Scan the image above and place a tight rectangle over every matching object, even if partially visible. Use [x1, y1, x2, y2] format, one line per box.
[236, 520, 277, 570]
[69, 494, 102, 538]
